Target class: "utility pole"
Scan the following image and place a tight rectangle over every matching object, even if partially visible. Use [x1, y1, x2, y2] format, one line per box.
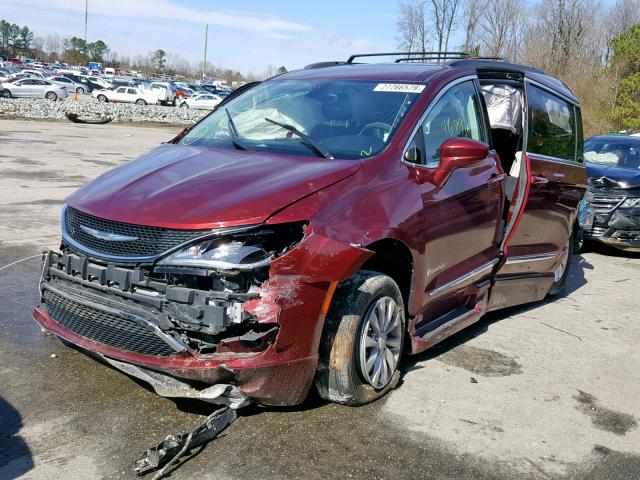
[84, 0, 88, 46]
[203, 23, 208, 80]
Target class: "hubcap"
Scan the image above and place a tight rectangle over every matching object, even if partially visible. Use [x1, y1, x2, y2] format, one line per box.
[358, 296, 403, 389]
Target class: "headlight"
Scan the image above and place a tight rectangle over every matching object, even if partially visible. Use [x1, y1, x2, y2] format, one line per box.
[157, 221, 307, 270]
[620, 197, 640, 208]
[578, 199, 594, 228]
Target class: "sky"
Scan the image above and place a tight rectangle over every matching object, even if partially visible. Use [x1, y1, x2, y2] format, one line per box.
[0, 0, 402, 74]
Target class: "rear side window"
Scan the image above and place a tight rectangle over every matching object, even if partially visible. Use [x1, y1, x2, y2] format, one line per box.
[527, 84, 576, 161]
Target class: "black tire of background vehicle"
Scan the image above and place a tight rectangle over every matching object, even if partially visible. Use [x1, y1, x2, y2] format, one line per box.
[180, 102, 189, 108]
[76, 87, 84, 93]
[1, 89, 11, 98]
[45, 92, 57, 101]
[135, 99, 147, 106]
[97, 94, 107, 103]
[315, 270, 405, 406]
[548, 228, 574, 296]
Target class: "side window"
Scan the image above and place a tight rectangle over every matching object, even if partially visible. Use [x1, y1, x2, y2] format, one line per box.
[527, 84, 576, 161]
[420, 81, 486, 167]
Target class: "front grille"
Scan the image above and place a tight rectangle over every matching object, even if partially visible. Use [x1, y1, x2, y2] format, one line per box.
[590, 225, 608, 237]
[64, 206, 211, 259]
[590, 192, 626, 213]
[44, 290, 176, 356]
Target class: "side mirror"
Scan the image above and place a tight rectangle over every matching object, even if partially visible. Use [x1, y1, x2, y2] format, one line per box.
[433, 137, 489, 186]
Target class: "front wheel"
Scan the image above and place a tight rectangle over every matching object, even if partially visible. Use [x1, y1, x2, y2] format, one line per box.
[45, 91, 57, 101]
[97, 94, 107, 103]
[315, 271, 405, 406]
[180, 102, 189, 108]
[0, 89, 11, 98]
[76, 87, 85, 94]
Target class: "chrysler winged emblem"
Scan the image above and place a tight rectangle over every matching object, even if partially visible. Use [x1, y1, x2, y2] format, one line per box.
[80, 225, 139, 242]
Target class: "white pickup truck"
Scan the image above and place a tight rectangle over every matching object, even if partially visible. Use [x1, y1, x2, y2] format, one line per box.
[92, 86, 162, 105]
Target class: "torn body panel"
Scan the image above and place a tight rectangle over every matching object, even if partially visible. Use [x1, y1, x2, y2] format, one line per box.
[35, 229, 373, 405]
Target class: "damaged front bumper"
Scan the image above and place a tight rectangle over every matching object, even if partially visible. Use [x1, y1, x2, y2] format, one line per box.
[34, 230, 372, 406]
[580, 190, 640, 251]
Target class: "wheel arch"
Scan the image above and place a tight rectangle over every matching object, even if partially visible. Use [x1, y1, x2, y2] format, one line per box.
[359, 238, 414, 313]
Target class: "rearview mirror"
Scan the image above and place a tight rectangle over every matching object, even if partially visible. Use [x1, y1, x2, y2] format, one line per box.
[433, 137, 490, 186]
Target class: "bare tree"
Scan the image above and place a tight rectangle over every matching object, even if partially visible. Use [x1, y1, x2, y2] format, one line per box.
[44, 33, 63, 59]
[396, 0, 428, 53]
[478, 0, 526, 60]
[524, 0, 599, 76]
[460, 0, 486, 52]
[430, 0, 462, 53]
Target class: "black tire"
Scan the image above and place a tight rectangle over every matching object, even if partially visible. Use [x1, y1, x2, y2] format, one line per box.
[548, 229, 574, 296]
[135, 99, 147, 106]
[180, 102, 189, 108]
[97, 94, 107, 103]
[0, 89, 11, 98]
[45, 91, 57, 101]
[315, 270, 405, 406]
[76, 87, 84, 94]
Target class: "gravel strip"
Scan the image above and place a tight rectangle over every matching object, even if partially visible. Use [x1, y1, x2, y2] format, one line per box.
[0, 95, 208, 125]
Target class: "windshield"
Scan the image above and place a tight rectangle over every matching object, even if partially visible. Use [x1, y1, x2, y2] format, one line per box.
[179, 79, 423, 160]
[584, 138, 640, 170]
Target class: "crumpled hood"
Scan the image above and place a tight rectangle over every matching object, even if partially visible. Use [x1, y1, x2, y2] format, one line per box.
[67, 144, 361, 229]
[586, 162, 640, 190]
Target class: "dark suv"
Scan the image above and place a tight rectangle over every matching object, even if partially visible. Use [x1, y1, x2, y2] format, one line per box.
[581, 134, 640, 251]
[34, 53, 586, 406]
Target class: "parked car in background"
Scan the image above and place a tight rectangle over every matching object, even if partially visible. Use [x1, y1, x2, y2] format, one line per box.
[34, 53, 586, 407]
[47, 75, 89, 93]
[104, 67, 116, 77]
[20, 69, 46, 78]
[580, 134, 640, 251]
[149, 81, 176, 105]
[60, 73, 95, 92]
[178, 92, 223, 109]
[1, 78, 67, 100]
[92, 86, 161, 105]
[174, 87, 192, 99]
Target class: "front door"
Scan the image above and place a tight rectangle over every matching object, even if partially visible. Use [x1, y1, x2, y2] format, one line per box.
[405, 78, 505, 322]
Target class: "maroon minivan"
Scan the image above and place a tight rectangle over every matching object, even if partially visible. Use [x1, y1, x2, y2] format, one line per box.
[34, 54, 586, 406]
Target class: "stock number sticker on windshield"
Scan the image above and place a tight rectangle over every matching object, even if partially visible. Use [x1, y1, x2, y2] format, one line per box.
[373, 83, 426, 93]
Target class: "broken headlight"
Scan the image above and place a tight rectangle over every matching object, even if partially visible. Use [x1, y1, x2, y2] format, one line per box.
[156, 222, 308, 270]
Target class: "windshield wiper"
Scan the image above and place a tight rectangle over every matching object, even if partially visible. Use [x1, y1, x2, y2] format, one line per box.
[225, 108, 246, 151]
[264, 117, 334, 159]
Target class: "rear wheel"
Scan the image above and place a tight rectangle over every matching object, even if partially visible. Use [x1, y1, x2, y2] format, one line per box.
[76, 87, 85, 94]
[315, 271, 405, 405]
[45, 91, 57, 101]
[97, 94, 107, 103]
[180, 102, 189, 108]
[548, 231, 574, 296]
[135, 99, 147, 106]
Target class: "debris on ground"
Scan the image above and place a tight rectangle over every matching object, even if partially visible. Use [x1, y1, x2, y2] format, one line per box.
[134, 406, 238, 479]
[65, 112, 112, 125]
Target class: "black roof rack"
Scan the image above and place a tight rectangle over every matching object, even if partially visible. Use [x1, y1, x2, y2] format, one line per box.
[346, 51, 473, 63]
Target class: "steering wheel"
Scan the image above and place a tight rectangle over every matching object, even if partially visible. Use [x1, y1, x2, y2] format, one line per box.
[359, 122, 392, 139]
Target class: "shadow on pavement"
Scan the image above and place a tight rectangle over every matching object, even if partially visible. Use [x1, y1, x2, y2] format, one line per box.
[0, 396, 33, 480]
[401, 252, 592, 373]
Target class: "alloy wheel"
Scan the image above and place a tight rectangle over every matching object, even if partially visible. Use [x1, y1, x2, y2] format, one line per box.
[357, 296, 403, 389]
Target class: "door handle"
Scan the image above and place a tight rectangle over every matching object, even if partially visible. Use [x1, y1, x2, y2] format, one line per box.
[531, 175, 549, 185]
[487, 173, 507, 185]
